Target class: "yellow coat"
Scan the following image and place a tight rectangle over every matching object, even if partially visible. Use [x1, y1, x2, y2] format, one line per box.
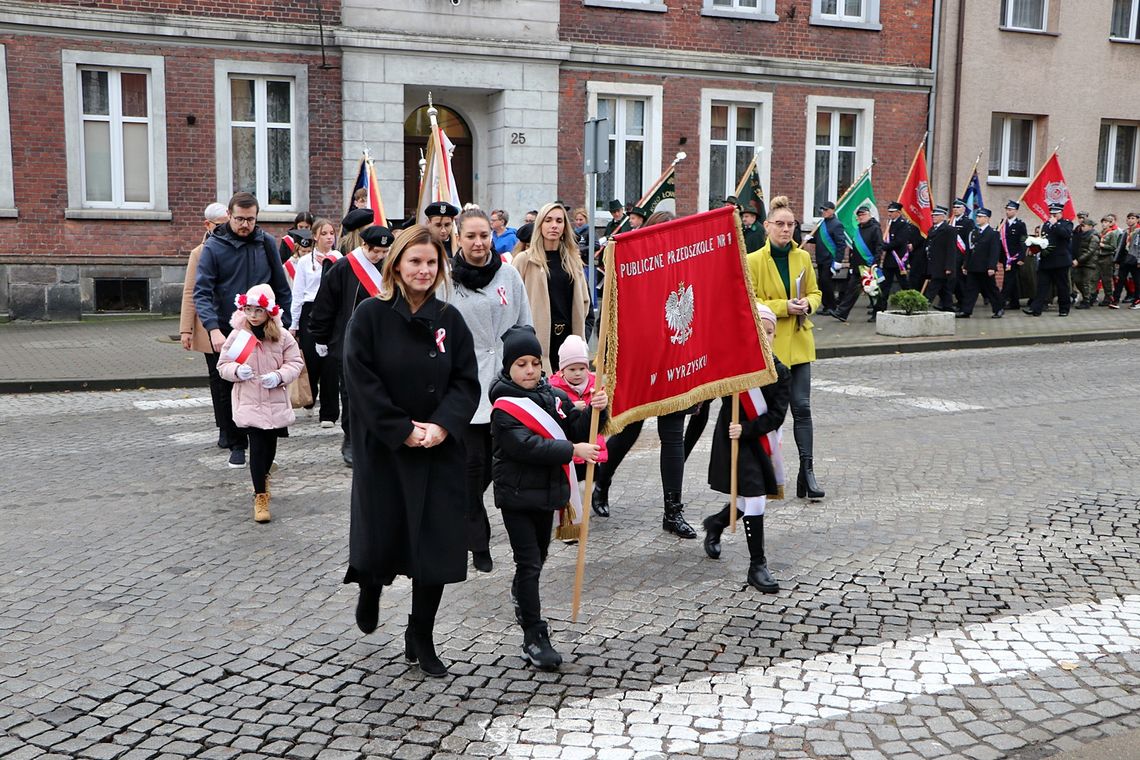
[746, 241, 823, 366]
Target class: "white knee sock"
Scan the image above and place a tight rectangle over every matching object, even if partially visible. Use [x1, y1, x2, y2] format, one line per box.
[738, 495, 766, 517]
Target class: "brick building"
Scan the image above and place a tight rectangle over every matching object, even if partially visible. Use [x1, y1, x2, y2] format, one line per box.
[0, 0, 342, 320]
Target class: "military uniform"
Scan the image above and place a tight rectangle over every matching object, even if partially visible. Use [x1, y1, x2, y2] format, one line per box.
[1024, 205, 1073, 316]
[743, 220, 766, 253]
[1072, 222, 1100, 308]
[1096, 222, 1124, 305]
[957, 210, 1002, 318]
[950, 200, 973, 307]
[924, 207, 956, 311]
[997, 201, 1028, 309]
[879, 203, 914, 306]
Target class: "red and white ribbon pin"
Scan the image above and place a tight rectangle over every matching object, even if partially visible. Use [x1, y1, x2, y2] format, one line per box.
[434, 328, 447, 353]
[497, 286, 508, 306]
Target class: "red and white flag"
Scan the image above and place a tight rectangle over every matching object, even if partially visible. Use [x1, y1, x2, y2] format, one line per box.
[599, 205, 775, 430]
[491, 396, 583, 527]
[416, 118, 461, 225]
[739, 387, 785, 496]
[347, 248, 384, 297]
[1020, 152, 1076, 222]
[898, 143, 933, 235]
[223, 329, 260, 364]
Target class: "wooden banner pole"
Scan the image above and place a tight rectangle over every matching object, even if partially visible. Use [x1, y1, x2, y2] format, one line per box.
[729, 393, 740, 534]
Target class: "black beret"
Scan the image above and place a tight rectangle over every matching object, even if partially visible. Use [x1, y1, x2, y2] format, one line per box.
[516, 222, 534, 245]
[424, 201, 459, 218]
[360, 226, 394, 247]
[342, 208, 373, 232]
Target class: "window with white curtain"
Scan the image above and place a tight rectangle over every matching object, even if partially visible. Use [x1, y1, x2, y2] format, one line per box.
[596, 97, 647, 213]
[1097, 122, 1138, 187]
[704, 0, 777, 17]
[812, 109, 860, 210]
[707, 102, 761, 208]
[0, 45, 15, 216]
[228, 77, 295, 208]
[1111, 0, 1140, 39]
[810, 0, 881, 28]
[988, 115, 1035, 183]
[1001, 0, 1047, 31]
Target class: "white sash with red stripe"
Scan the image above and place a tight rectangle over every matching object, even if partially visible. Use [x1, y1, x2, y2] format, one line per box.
[348, 248, 384, 297]
[284, 257, 297, 281]
[738, 388, 785, 491]
[492, 396, 583, 522]
[223, 329, 260, 364]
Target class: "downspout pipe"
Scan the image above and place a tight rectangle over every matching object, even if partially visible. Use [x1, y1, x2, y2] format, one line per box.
[948, 0, 966, 203]
[927, 0, 941, 158]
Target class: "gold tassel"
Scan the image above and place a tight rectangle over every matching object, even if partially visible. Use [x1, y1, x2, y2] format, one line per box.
[555, 503, 580, 542]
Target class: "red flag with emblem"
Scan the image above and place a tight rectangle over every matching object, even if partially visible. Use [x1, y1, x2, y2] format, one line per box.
[898, 143, 933, 236]
[1020, 152, 1076, 222]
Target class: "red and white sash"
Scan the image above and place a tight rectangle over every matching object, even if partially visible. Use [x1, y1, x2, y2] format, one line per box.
[492, 396, 583, 523]
[347, 248, 384, 297]
[284, 257, 297, 281]
[738, 388, 785, 491]
[223, 329, 260, 364]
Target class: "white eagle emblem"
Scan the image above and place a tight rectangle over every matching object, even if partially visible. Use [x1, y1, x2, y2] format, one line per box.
[665, 282, 695, 345]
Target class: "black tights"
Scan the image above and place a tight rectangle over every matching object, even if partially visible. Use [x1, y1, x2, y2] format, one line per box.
[600, 411, 685, 493]
[247, 428, 278, 493]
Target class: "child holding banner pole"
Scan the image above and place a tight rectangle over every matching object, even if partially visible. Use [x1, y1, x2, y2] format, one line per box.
[217, 285, 304, 523]
[701, 304, 789, 593]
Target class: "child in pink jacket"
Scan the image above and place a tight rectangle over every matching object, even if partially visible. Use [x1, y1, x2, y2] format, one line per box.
[548, 335, 609, 482]
[217, 284, 304, 523]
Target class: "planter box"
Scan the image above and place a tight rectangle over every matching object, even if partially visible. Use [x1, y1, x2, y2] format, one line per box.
[875, 310, 955, 337]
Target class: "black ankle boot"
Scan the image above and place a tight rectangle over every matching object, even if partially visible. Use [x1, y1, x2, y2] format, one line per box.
[354, 585, 381, 634]
[662, 491, 697, 539]
[742, 515, 779, 594]
[592, 474, 610, 517]
[409, 613, 447, 677]
[403, 614, 417, 663]
[796, 457, 825, 499]
[702, 504, 732, 559]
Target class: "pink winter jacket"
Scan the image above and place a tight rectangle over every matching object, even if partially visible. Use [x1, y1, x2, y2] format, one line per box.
[217, 315, 304, 430]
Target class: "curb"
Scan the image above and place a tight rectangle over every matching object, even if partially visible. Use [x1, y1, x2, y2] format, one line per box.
[1, 330, 1135, 394]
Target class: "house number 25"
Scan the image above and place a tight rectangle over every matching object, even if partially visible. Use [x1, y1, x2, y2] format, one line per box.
[510, 132, 527, 144]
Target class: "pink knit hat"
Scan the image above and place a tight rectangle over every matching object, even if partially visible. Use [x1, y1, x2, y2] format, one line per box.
[755, 303, 778, 326]
[234, 284, 282, 323]
[558, 335, 590, 370]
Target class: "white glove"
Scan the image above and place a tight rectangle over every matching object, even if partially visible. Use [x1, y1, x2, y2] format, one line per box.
[315, 344, 328, 358]
[831, 261, 842, 273]
[259, 372, 282, 389]
[236, 364, 254, 381]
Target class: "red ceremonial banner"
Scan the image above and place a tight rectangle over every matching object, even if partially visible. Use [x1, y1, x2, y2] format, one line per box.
[898, 144, 933, 236]
[600, 205, 775, 431]
[1020, 153, 1076, 222]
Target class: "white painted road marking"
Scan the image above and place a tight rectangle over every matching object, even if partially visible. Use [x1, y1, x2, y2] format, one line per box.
[813, 380, 986, 413]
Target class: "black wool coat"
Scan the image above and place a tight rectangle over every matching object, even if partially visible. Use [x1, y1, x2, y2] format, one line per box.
[708, 361, 790, 498]
[488, 373, 601, 512]
[308, 255, 372, 358]
[342, 292, 480, 588]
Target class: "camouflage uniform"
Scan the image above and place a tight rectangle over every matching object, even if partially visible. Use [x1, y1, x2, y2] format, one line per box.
[1072, 225, 1100, 307]
[1096, 225, 1124, 305]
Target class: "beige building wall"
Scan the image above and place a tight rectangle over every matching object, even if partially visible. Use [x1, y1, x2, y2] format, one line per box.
[932, 0, 1140, 221]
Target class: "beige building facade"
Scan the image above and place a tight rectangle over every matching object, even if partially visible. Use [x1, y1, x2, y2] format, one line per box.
[932, 0, 1140, 221]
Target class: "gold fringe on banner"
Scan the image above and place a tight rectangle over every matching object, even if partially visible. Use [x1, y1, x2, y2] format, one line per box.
[600, 211, 777, 435]
[555, 502, 580, 542]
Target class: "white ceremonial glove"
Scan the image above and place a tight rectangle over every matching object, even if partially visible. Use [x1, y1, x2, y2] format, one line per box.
[259, 372, 282, 389]
[236, 364, 254, 381]
[316, 344, 328, 358]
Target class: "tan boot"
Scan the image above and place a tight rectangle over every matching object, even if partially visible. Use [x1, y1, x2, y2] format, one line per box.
[253, 493, 271, 523]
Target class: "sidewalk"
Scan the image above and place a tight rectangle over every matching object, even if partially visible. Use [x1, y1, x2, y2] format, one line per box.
[1, 307, 1138, 392]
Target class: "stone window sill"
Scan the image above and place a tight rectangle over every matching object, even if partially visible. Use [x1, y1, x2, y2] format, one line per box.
[701, 8, 778, 21]
[998, 25, 1059, 37]
[810, 15, 882, 31]
[1109, 37, 1140, 44]
[584, 0, 668, 12]
[65, 209, 173, 221]
[0, 208, 17, 219]
[1094, 183, 1139, 191]
[985, 178, 1030, 187]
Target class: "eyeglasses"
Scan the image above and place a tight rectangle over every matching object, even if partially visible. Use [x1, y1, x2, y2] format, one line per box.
[232, 215, 257, 224]
[242, 305, 267, 315]
[767, 221, 796, 229]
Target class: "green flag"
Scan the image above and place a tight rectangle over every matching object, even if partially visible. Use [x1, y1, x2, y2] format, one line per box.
[835, 169, 877, 265]
[734, 162, 766, 224]
[613, 165, 676, 235]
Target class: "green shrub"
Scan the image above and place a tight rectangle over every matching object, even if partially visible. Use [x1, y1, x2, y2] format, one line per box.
[887, 289, 930, 316]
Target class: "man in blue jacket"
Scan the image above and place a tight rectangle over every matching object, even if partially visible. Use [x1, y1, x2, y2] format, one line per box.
[193, 191, 293, 466]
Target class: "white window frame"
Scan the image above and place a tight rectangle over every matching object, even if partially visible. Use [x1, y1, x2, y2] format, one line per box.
[61, 50, 168, 220]
[583, 0, 667, 12]
[988, 114, 1036, 186]
[803, 95, 874, 225]
[0, 46, 15, 218]
[1000, 0, 1048, 32]
[1097, 121, 1139, 188]
[698, 89, 773, 212]
[1110, 0, 1140, 40]
[586, 81, 663, 225]
[810, 0, 882, 31]
[702, 0, 778, 21]
[214, 60, 309, 221]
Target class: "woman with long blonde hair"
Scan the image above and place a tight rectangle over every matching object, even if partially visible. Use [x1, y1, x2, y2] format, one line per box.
[342, 224, 479, 678]
[513, 202, 590, 373]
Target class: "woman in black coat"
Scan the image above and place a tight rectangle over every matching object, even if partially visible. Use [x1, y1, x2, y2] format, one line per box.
[342, 225, 480, 678]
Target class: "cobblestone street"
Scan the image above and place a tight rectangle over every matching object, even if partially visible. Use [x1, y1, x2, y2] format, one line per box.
[2, 340, 1139, 760]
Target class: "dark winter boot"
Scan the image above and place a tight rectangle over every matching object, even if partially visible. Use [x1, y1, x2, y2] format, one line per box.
[408, 613, 447, 678]
[742, 515, 780, 594]
[591, 470, 610, 517]
[403, 614, 417, 663]
[354, 585, 381, 634]
[341, 439, 353, 467]
[662, 491, 697, 539]
[522, 622, 562, 671]
[702, 504, 732, 559]
[796, 457, 825, 499]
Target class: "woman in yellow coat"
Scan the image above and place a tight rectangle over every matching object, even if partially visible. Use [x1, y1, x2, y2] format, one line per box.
[745, 195, 826, 500]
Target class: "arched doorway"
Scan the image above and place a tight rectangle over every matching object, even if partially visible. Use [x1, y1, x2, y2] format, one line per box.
[404, 105, 473, 219]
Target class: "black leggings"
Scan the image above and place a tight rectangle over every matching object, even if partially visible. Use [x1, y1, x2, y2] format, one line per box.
[601, 410, 685, 494]
[683, 402, 710, 460]
[299, 302, 339, 421]
[789, 362, 814, 460]
[462, 423, 493, 553]
[247, 428, 278, 493]
[502, 509, 554, 629]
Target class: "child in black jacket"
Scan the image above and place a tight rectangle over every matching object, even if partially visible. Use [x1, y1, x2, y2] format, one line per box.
[489, 326, 607, 670]
[700, 305, 790, 593]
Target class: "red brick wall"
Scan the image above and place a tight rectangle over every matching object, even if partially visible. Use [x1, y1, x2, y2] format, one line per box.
[558, 70, 929, 220]
[560, 0, 932, 68]
[17, 0, 339, 24]
[0, 34, 342, 260]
